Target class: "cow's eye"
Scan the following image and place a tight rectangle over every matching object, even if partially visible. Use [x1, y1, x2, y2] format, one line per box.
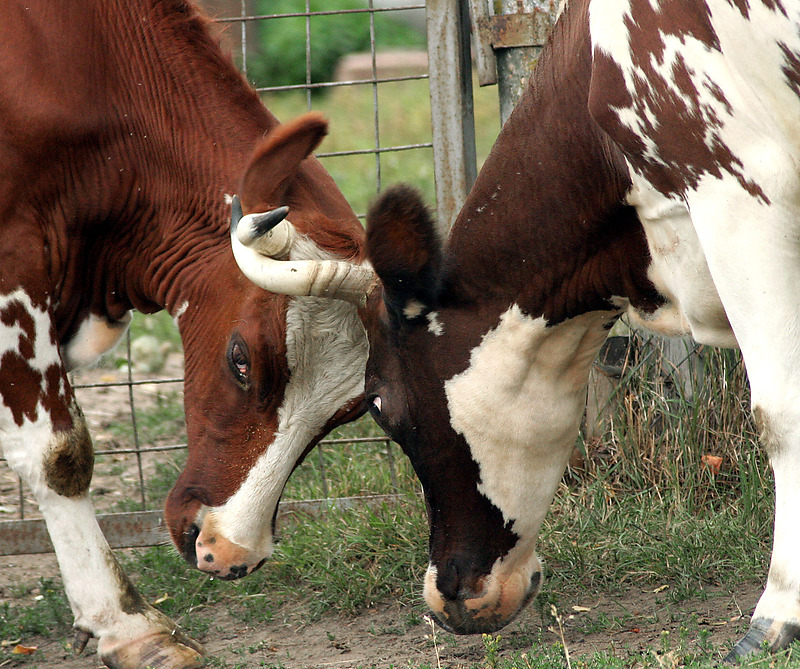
[369, 395, 382, 417]
[227, 336, 250, 388]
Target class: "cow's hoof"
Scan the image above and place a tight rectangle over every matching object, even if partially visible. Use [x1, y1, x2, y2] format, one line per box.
[724, 618, 800, 663]
[99, 628, 204, 669]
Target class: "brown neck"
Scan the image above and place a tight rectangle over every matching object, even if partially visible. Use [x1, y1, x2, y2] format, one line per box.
[443, 0, 661, 324]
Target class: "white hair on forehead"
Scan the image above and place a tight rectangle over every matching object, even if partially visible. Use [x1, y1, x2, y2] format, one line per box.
[403, 299, 425, 320]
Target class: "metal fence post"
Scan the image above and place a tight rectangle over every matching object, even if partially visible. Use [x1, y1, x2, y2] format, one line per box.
[470, 0, 556, 124]
[426, 0, 477, 236]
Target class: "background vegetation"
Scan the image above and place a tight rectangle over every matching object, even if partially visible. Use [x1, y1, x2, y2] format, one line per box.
[248, 0, 426, 89]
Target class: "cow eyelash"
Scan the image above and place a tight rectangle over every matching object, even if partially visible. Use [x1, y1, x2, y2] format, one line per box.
[227, 337, 250, 388]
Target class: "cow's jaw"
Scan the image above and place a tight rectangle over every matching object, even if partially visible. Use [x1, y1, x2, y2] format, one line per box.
[191, 295, 368, 579]
[425, 305, 617, 633]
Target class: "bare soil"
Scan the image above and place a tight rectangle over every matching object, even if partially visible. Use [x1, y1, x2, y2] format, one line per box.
[1, 549, 760, 668]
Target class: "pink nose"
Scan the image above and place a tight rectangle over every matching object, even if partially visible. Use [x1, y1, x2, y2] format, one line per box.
[423, 561, 542, 634]
[195, 525, 267, 580]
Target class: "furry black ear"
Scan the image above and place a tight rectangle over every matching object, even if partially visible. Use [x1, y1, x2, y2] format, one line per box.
[366, 184, 443, 320]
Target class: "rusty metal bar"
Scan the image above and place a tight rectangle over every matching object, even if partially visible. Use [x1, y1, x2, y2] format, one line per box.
[494, 1, 554, 123]
[0, 495, 407, 556]
[469, 0, 498, 85]
[470, 0, 556, 121]
[426, 0, 477, 236]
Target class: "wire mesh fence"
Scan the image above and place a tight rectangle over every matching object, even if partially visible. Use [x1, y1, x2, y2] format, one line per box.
[0, 0, 440, 553]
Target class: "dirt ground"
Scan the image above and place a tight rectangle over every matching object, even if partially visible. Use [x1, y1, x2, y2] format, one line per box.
[0, 548, 761, 668]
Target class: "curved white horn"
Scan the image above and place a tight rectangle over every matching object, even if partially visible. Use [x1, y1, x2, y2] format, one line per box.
[230, 196, 376, 305]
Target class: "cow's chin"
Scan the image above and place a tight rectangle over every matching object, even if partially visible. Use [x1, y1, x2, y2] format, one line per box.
[422, 553, 542, 635]
[178, 510, 272, 581]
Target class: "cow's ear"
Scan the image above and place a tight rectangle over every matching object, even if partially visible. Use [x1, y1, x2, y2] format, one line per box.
[366, 184, 443, 320]
[239, 112, 328, 213]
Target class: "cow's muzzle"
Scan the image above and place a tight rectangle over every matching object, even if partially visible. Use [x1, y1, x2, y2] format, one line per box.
[180, 515, 270, 581]
[422, 555, 542, 634]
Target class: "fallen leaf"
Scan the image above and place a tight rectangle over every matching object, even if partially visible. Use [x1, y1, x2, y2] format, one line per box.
[572, 605, 592, 613]
[701, 454, 723, 473]
[12, 645, 38, 655]
[653, 585, 669, 594]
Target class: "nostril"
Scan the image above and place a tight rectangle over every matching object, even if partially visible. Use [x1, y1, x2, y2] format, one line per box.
[181, 523, 200, 567]
[436, 556, 471, 601]
[228, 564, 248, 580]
[436, 556, 487, 601]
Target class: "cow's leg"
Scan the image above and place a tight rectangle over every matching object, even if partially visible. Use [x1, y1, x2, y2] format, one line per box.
[684, 179, 800, 661]
[0, 289, 202, 669]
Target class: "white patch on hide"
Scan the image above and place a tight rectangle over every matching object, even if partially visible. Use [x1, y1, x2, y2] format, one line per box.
[445, 305, 614, 540]
[63, 312, 132, 371]
[625, 173, 737, 347]
[427, 311, 444, 336]
[172, 300, 189, 324]
[403, 299, 425, 320]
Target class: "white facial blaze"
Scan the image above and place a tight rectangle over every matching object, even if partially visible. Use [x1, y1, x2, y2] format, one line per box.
[445, 305, 614, 539]
[204, 236, 370, 556]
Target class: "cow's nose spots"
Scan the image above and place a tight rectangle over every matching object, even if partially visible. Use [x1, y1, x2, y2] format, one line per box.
[203, 553, 214, 563]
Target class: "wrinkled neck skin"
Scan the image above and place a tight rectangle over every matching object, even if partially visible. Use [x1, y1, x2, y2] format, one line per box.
[26, 4, 273, 337]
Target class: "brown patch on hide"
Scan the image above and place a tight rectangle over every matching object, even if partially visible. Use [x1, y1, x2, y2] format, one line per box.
[43, 405, 94, 497]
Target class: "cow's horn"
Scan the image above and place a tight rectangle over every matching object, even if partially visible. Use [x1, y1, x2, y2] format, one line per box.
[231, 195, 295, 259]
[230, 195, 376, 305]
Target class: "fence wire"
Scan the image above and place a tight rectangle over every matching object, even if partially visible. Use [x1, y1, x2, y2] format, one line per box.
[0, 0, 431, 551]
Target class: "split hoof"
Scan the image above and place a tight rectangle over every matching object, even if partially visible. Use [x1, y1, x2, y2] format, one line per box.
[724, 618, 800, 663]
[73, 628, 92, 655]
[100, 628, 204, 669]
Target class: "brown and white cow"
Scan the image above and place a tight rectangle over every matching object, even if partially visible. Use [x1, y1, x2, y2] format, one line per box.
[236, 0, 800, 661]
[0, 2, 372, 667]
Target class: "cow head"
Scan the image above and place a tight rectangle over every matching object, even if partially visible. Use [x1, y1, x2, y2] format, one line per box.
[164, 113, 371, 580]
[358, 185, 607, 634]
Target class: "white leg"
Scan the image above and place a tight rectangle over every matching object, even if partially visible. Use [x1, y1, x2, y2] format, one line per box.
[0, 290, 202, 668]
[685, 177, 800, 659]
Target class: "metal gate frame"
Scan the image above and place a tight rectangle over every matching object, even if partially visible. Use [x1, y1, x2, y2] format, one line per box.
[0, 0, 483, 556]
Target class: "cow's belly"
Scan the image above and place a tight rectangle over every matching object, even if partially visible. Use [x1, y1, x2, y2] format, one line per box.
[625, 173, 738, 348]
